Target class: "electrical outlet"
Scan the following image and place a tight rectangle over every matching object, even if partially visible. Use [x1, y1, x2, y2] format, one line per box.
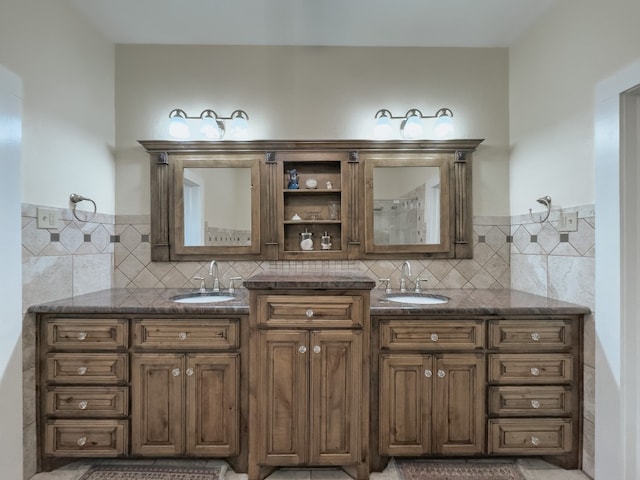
[36, 208, 59, 229]
[558, 211, 578, 232]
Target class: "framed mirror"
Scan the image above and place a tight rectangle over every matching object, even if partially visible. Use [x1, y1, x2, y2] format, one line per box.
[171, 154, 261, 259]
[362, 150, 470, 258]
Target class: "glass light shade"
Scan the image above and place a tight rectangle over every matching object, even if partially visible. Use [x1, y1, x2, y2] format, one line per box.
[200, 116, 224, 139]
[374, 115, 394, 139]
[434, 114, 454, 138]
[168, 115, 190, 139]
[402, 115, 423, 139]
[228, 116, 249, 140]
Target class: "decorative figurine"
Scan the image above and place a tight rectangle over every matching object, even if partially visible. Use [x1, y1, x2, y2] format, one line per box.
[326, 181, 333, 189]
[287, 169, 299, 189]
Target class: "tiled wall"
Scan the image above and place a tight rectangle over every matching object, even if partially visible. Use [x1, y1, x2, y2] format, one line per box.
[510, 204, 595, 478]
[113, 214, 512, 291]
[21, 203, 114, 479]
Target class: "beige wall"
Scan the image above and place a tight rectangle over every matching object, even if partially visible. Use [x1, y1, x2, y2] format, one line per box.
[509, 0, 640, 215]
[115, 45, 510, 217]
[0, 0, 116, 214]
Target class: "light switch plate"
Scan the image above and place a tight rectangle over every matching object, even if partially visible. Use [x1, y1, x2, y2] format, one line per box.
[36, 207, 59, 229]
[558, 211, 578, 232]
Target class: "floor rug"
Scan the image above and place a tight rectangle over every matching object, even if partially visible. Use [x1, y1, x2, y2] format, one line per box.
[79, 465, 223, 480]
[396, 460, 526, 480]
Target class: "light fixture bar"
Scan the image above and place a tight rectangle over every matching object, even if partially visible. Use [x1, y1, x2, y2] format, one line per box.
[373, 107, 454, 139]
[168, 108, 250, 140]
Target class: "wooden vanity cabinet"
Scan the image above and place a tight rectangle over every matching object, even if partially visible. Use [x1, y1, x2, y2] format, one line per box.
[248, 290, 371, 480]
[376, 319, 486, 457]
[38, 314, 247, 472]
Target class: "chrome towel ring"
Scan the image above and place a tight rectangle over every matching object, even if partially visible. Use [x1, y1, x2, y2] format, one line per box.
[529, 195, 552, 223]
[70, 193, 97, 222]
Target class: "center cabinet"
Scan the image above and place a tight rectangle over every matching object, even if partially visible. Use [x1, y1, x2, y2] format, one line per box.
[246, 275, 375, 480]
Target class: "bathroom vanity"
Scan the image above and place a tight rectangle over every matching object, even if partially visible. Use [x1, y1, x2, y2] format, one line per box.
[32, 282, 588, 476]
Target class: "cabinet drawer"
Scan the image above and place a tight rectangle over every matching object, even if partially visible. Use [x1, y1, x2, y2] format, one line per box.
[46, 353, 128, 384]
[488, 386, 573, 416]
[258, 295, 362, 327]
[133, 319, 239, 349]
[488, 319, 574, 350]
[45, 419, 128, 457]
[379, 320, 484, 350]
[488, 419, 572, 455]
[46, 387, 128, 417]
[488, 354, 573, 384]
[45, 319, 128, 350]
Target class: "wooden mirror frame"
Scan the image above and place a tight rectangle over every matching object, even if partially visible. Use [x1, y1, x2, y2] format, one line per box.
[141, 139, 482, 262]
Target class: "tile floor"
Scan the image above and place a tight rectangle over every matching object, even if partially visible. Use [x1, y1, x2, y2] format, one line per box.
[29, 457, 592, 480]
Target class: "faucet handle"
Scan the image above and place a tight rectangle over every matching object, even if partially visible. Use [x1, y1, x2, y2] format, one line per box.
[228, 277, 242, 294]
[193, 276, 206, 293]
[414, 278, 428, 293]
[379, 278, 392, 295]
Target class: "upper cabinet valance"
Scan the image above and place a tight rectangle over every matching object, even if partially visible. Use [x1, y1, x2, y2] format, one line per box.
[140, 139, 483, 262]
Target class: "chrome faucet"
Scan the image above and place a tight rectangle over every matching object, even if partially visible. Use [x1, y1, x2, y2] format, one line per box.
[400, 260, 412, 293]
[208, 260, 220, 292]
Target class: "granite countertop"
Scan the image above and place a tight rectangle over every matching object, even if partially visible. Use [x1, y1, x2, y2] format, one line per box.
[28, 283, 590, 316]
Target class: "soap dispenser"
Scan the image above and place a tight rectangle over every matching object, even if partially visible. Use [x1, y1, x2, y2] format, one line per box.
[321, 231, 332, 250]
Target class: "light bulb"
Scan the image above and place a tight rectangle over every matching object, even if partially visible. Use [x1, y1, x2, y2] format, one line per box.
[374, 115, 394, 139]
[229, 116, 249, 140]
[402, 115, 423, 139]
[200, 116, 224, 139]
[168, 115, 190, 139]
[434, 114, 454, 138]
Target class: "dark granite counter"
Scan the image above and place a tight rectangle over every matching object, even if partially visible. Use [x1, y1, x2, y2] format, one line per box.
[28, 284, 590, 317]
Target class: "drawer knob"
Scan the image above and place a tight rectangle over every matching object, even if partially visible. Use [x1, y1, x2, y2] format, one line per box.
[531, 332, 541, 341]
[530, 400, 541, 409]
[171, 368, 181, 377]
[77, 436, 87, 447]
[313, 345, 321, 354]
[299, 346, 307, 354]
[424, 369, 433, 378]
[306, 309, 314, 318]
[530, 367, 540, 376]
[437, 369, 446, 378]
[531, 436, 541, 446]
[178, 332, 187, 340]
[78, 401, 88, 410]
[430, 333, 439, 342]
[77, 366, 87, 375]
[186, 368, 194, 376]
[77, 332, 87, 340]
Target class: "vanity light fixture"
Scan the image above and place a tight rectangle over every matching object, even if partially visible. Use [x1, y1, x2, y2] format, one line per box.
[168, 108, 250, 140]
[373, 107, 454, 140]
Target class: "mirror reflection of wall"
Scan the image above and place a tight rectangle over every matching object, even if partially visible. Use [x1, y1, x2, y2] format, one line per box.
[372, 166, 440, 245]
[183, 167, 252, 246]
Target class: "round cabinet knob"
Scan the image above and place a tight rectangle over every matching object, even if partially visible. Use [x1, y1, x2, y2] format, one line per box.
[437, 369, 446, 378]
[78, 401, 88, 410]
[299, 346, 307, 354]
[77, 436, 87, 447]
[530, 400, 541, 409]
[531, 332, 541, 341]
[186, 368, 194, 376]
[305, 309, 314, 318]
[530, 367, 540, 376]
[424, 369, 433, 378]
[77, 332, 87, 340]
[171, 368, 181, 377]
[531, 436, 541, 446]
[313, 345, 321, 354]
[77, 366, 87, 375]
[430, 333, 439, 342]
[178, 332, 187, 340]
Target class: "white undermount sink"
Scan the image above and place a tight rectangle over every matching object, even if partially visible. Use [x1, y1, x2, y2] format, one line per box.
[171, 293, 236, 304]
[382, 293, 450, 305]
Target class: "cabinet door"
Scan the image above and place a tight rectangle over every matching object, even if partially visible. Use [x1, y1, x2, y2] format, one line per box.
[258, 330, 308, 465]
[379, 354, 432, 456]
[131, 354, 184, 456]
[433, 354, 485, 455]
[308, 330, 362, 465]
[186, 354, 239, 456]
